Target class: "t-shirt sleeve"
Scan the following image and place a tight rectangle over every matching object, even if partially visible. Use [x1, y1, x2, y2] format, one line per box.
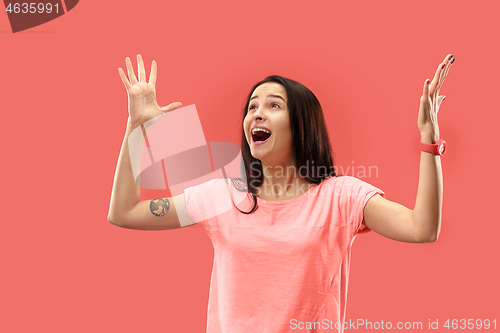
[343, 176, 386, 235]
[183, 179, 216, 224]
[183, 178, 236, 225]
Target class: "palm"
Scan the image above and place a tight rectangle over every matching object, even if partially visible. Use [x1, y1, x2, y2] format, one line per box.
[118, 54, 182, 128]
[127, 81, 160, 125]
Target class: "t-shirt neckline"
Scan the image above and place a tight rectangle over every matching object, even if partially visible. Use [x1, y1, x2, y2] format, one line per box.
[255, 180, 323, 206]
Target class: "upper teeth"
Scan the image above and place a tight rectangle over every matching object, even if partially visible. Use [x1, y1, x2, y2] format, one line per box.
[252, 128, 271, 135]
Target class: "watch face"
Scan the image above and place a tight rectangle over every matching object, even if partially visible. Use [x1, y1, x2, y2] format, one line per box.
[439, 142, 446, 155]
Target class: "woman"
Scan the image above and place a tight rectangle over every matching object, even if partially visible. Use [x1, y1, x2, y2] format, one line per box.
[108, 53, 454, 332]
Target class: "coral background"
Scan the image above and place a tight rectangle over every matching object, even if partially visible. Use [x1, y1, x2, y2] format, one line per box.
[1, 0, 498, 331]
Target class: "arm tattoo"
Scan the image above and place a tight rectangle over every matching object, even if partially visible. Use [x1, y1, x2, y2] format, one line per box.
[149, 198, 170, 217]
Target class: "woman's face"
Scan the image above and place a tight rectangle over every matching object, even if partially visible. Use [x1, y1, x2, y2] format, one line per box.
[243, 82, 294, 167]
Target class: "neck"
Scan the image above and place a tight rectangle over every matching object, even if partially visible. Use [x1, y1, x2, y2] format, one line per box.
[259, 161, 311, 200]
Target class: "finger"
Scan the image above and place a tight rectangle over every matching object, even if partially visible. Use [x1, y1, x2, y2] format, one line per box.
[118, 67, 132, 90]
[125, 57, 138, 85]
[436, 54, 454, 92]
[137, 54, 146, 82]
[438, 56, 454, 91]
[429, 62, 444, 97]
[439, 54, 453, 81]
[161, 102, 183, 112]
[149, 60, 157, 86]
[442, 53, 453, 65]
[443, 57, 454, 79]
[430, 54, 453, 97]
[437, 95, 446, 108]
[441, 54, 453, 76]
[422, 78, 431, 101]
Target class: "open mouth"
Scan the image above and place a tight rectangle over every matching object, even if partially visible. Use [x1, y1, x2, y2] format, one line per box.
[251, 128, 272, 144]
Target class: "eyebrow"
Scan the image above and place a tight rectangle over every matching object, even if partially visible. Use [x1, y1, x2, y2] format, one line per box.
[249, 94, 287, 104]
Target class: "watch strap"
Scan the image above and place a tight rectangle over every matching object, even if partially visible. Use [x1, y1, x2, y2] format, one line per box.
[420, 139, 447, 156]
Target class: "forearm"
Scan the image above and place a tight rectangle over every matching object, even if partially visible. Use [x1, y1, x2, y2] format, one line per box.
[412, 132, 443, 242]
[107, 119, 142, 225]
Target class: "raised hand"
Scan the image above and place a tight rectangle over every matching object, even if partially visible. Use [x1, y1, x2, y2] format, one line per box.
[418, 53, 455, 142]
[118, 54, 182, 129]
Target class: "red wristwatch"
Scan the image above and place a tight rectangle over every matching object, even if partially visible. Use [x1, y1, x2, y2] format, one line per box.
[420, 139, 447, 156]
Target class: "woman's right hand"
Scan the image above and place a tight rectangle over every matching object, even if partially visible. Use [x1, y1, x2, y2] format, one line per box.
[118, 54, 182, 129]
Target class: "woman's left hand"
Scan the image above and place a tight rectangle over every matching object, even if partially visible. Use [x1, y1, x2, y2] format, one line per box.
[418, 53, 455, 143]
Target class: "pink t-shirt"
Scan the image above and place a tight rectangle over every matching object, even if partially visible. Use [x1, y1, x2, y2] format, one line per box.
[184, 175, 385, 333]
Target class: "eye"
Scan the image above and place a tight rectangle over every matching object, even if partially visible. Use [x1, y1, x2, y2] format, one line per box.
[248, 102, 280, 111]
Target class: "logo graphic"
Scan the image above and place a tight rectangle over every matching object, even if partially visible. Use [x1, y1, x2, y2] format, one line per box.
[129, 104, 247, 227]
[3, 0, 78, 33]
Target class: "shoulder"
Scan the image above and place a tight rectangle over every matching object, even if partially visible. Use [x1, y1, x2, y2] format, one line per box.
[321, 175, 384, 200]
[337, 175, 364, 184]
[337, 176, 385, 205]
[320, 175, 345, 185]
[320, 175, 365, 184]
[317, 175, 354, 192]
[335, 175, 378, 189]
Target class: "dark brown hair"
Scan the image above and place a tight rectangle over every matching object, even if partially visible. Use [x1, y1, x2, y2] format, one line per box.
[230, 75, 340, 214]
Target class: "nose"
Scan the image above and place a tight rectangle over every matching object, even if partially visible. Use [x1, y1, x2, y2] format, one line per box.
[252, 105, 266, 121]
